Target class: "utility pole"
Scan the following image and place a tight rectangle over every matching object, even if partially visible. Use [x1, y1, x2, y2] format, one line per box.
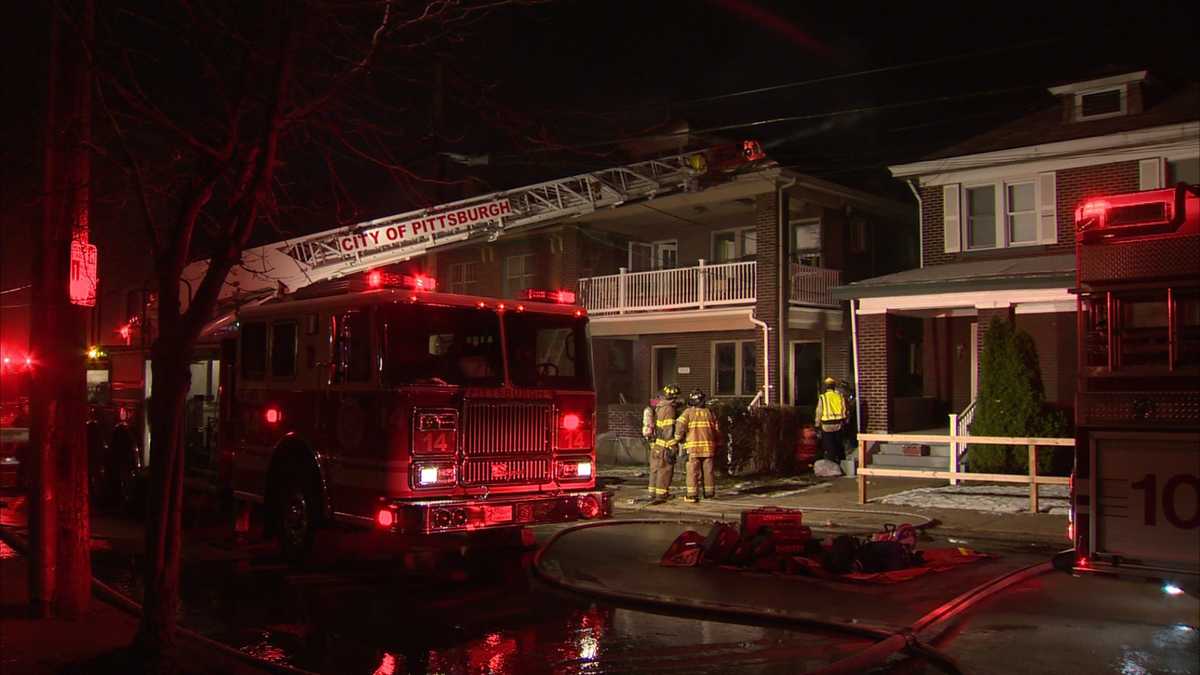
[30, 0, 93, 619]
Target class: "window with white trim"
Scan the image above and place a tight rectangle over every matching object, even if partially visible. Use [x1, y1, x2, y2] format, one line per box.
[447, 261, 479, 295]
[503, 254, 536, 297]
[712, 227, 757, 263]
[713, 340, 757, 397]
[965, 185, 996, 249]
[1076, 87, 1125, 120]
[1005, 182, 1037, 244]
[946, 174, 1055, 253]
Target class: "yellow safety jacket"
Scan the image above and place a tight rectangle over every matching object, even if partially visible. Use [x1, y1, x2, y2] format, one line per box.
[652, 399, 679, 449]
[674, 406, 719, 458]
[816, 390, 847, 431]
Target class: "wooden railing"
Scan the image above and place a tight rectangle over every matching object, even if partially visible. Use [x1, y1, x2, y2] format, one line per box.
[855, 432, 1075, 512]
[577, 260, 755, 315]
[789, 264, 840, 307]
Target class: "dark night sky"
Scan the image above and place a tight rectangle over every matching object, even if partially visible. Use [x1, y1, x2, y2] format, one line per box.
[2, 0, 1198, 348]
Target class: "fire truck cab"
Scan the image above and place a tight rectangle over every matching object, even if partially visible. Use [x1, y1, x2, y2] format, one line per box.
[1072, 182, 1200, 579]
[225, 273, 610, 559]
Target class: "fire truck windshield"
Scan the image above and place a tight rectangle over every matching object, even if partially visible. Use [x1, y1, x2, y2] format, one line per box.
[379, 304, 504, 387]
[504, 313, 592, 390]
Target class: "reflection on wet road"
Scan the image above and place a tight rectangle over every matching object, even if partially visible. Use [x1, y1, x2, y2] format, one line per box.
[89, 532, 872, 674]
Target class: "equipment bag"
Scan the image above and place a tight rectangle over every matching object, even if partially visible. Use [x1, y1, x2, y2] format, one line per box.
[701, 522, 740, 565]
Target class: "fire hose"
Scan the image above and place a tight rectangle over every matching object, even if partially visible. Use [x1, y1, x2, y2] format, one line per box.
[533, 519, 1060, 674]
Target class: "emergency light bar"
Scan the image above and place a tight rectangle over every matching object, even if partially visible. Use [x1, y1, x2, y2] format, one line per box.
[364, 271, 437, 292]
[519, 288, 577, 304]
[1075, 183, 1199, 242]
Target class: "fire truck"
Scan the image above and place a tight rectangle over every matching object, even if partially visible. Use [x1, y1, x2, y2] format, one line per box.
[78, 141, 769, 548]
[226, 273, 608, 559]
[1071, 181, 1200, 578]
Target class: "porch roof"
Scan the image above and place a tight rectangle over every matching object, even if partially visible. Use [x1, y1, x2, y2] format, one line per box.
[831, 254, 1075, 300]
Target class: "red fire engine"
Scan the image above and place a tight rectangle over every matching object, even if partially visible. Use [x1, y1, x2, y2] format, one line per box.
[225, 273, 609, 559]
[1071, 182, 1200, 578]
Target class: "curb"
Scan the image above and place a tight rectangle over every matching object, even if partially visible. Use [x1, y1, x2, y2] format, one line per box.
[0, 524, 318, 675]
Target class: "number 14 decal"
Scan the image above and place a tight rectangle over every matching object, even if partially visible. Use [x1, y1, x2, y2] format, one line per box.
[1130, 473, 1200, 529]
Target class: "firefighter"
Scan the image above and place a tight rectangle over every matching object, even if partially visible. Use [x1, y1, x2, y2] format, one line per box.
[814, 377, 848, 462]
[675, 389, 719, 503]
[643, 384, 681, 504]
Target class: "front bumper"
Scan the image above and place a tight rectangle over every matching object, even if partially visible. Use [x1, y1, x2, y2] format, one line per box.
[378, 490, 612, 534]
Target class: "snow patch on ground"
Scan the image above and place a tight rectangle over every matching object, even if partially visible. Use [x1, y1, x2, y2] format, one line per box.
[878, 484, 1070, 515]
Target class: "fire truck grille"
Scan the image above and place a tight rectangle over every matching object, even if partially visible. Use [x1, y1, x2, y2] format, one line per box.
[462, 458, 551, 485]
[461, 400, 553, 456]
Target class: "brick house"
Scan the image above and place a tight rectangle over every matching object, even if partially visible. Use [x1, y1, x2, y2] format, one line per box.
[836, 72, 1200, 444]
[423, 162, 914, 459]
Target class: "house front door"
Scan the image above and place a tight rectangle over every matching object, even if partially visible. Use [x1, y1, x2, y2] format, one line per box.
[789, 341, 822, 407]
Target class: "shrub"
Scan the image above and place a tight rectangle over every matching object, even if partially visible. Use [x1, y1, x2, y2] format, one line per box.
[710, 401, 812, 475]
[969, 318, 1072, 475]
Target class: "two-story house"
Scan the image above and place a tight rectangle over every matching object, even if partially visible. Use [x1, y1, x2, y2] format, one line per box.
[836, 72, 1199, 444]
[424, 161, 915, 460]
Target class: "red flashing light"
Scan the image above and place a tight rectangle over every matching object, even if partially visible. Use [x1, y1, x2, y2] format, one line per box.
[574, 309, 584, 318]
[412, 274, 436, 291]
[516, 304, 525, 312]
[118, 323, 132, 343]
[560, 412, 582, 431]
[1, 357, 9, 366]
[498, 303, 506, 311]
[578, 495, 602, 519]
[264, 407, 282, 424]
[376, 509, 395, 528]
[477, 301, 486, 309]
[367, 270, 384, 287]
[23, 356, 32, 368]
[520, 288, 577, 304]
[1077, 556, 1089, 568]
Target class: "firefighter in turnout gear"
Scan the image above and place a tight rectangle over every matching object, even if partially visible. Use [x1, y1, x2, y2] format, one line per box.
[815, 377, 848, 462]
[644, 384, 682, 504]
[675, 389, 719, 503]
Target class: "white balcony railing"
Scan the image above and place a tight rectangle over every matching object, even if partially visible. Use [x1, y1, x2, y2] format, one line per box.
[578, 260, 755, 315]
[790, 264, 840, 307]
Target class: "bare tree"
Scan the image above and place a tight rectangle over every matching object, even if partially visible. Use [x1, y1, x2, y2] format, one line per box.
[90, 1, 534, 669]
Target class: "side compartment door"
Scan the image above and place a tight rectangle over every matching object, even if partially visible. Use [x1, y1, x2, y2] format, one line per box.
[325, 307, 379, 518]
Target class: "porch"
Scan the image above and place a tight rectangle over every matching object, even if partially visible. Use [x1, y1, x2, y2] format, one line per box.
[576, 261, 840, 315]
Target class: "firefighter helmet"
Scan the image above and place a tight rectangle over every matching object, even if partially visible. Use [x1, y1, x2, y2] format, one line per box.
[823, 376, 837, 388]
[687, 389, 707, 407]
[662, 384, 681, 399]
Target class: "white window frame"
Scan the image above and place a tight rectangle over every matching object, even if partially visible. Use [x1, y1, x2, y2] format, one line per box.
[790, 217, 822, 265]
[961, 177, 1043, 251]
[504, 253, 536, 296]
[711, 226, 756, 263]
[1075, 86, 1126, 121]
[447, 261, 480, 295]
[711, 340, 757, 397]
[627, 239, 678, 271]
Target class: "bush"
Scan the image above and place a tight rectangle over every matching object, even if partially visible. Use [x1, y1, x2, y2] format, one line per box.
[710, 401, 812, 475]
[969, 318, 1072, 475]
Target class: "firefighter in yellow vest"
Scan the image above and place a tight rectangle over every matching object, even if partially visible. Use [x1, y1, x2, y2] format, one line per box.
[644, 384, 681, 504]
[815, 377, 848, 462]
[675, 389, 719, 503]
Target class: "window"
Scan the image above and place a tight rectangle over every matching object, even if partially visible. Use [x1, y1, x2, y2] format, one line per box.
[1167, 157, 1200, 186]
[1077, 88, 1124, 120]
[629, 240, 679, 272]
[334, 309, 372, 383]
[240, 322, 267, 379]
[965, 185, 996, 249]
[1006, 182, 1037, 244]
[791, 219, 821, 265]
[504, 254, 536, 297]
[270, 322, 297, 378]
[713, 340, 757, 397]
[380, 304, 502, 386]
[505, 313, 592, 390]
[712, 227, 756, 263]
[651, 346, 677, 394]
[447, 261, 479, 295]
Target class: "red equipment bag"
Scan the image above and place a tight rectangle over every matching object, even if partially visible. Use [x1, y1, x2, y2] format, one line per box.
[769, 525, 813, 555]
[660, 530, 706, 567]
[741, 507, 804, 535]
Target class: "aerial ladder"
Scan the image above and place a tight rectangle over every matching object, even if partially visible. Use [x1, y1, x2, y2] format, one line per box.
[182, 141, 767, 333]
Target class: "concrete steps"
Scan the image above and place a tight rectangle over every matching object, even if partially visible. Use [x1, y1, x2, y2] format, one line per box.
[868, 440, 953, 471]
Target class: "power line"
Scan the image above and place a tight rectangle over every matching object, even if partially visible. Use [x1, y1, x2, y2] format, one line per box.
[0, 284, 31, 295]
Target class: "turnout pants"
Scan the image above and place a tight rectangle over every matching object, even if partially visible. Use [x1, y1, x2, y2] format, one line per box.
[649, 445, 675, 497]
[686, 455, 715, 499]
[820, 427, 844, 462]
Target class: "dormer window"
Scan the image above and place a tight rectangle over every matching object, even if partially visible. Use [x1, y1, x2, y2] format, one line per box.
[1077, 87, 1125, 120]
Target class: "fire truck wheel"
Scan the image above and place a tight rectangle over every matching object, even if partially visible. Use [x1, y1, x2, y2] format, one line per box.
[275, 464, 318, 563]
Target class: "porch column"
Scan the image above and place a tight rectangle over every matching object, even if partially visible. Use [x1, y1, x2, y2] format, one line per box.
[855, 311, 893, 433]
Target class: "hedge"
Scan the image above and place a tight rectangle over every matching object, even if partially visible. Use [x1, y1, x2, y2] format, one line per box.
[710, 401, 814, 475]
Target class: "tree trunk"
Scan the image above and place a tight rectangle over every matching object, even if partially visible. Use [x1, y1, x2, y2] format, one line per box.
[136, 335, 192, 672]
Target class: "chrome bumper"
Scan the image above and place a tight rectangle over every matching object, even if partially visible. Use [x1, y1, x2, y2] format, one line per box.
[377, 490, 612, 534]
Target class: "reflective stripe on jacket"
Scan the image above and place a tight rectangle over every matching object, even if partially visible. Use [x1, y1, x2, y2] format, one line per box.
[653, 399, 679, 447]
[674, 406, 718, 457]
[816, 390, 847, 423]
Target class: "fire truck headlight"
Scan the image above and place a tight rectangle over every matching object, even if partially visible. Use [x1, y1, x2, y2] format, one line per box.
[419, 466, 439, 485]
[576, 461, 592, 478]
[1163, 583, 1184, 596]
[415, 464, 455, 487]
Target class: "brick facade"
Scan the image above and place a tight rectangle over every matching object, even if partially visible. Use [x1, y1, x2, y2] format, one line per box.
[754, 191, 783, 404]
[919, 160, 1140, 267]
[855, 313, 892, 433]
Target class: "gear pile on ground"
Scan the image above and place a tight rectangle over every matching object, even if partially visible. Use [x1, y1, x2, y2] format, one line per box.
[660, 507, 992, 584]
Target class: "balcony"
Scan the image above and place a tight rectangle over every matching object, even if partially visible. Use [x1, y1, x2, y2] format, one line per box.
[577, 261, 839, 316]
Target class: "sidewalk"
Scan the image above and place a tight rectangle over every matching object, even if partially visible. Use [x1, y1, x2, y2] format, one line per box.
[602, 468, 1069, 546]
[0, 494, 303, 675]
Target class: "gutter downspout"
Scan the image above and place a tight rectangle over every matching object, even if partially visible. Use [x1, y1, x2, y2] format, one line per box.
[907, 179, 923, 269]
[849, 298, 863, 429]
[749, 312, 772, 406]
[777, 175, 796, 407]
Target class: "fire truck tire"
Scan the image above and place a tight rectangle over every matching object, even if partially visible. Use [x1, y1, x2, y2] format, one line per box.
[273, 461, 319, 564]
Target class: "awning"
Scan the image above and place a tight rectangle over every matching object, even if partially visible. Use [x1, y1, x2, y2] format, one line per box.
[832, 254, 1075, 300]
